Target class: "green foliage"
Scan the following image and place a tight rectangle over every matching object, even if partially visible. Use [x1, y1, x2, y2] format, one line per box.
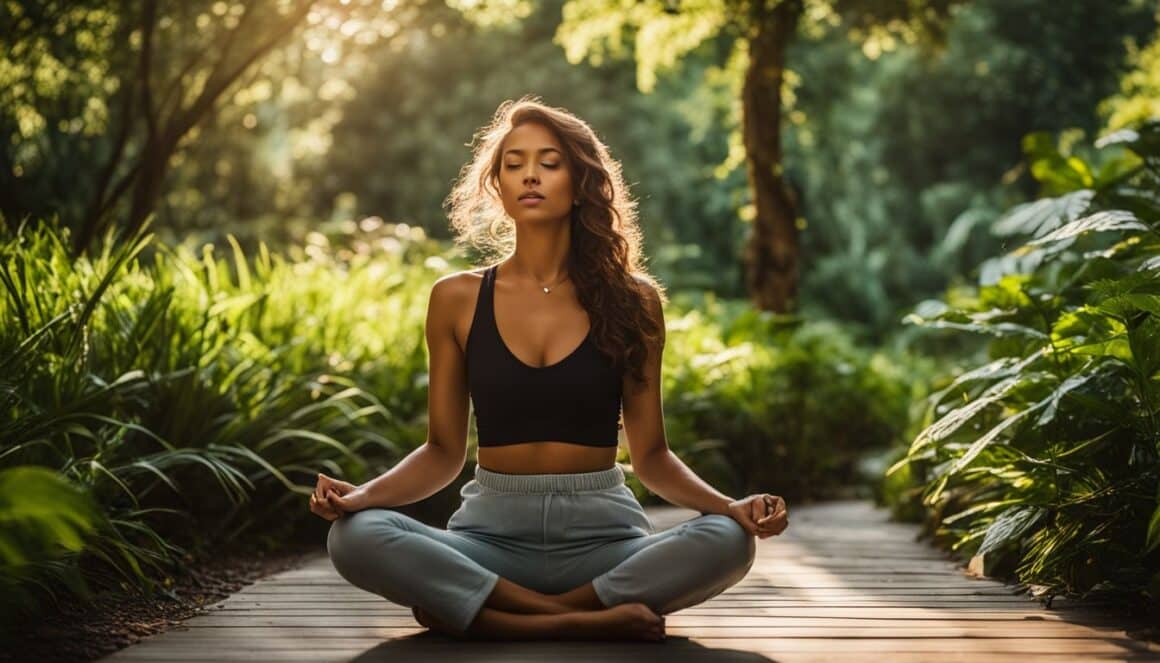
[620, 292, 933, 503]
[1100, 4, 1160, 131]
[0, 217, 448, 625]
[0, 0, 421, 248]
[0, 466, 105, 637]
[790, 0, 1156, 333]
[557, 0, 731, 94]
[889, 120, 1160, 604]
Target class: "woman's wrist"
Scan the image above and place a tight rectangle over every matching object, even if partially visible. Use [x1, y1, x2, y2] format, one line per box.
[702, 496, 735, 516]
[347, 485, 374, 511]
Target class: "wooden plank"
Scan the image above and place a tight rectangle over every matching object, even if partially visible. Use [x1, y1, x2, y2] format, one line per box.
[132, 622, 1132, 639]
[104, 652, 1153, 663]
[101, 637, 1151, 656]
[229, 590, 1035, 603]
[173, 612, 1130, 628]
[100, 500, 1156, 662]
[213, 600, 1045, 612]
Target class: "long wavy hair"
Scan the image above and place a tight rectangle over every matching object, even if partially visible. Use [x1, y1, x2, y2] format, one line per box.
[444, 96, 666, 390]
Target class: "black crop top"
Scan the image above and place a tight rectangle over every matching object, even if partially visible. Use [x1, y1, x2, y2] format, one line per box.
[466, 265, 623, 447]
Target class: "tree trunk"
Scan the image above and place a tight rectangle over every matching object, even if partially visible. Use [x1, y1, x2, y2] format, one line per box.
[124, 131, 178, 239]
[741, 0, 802, 313]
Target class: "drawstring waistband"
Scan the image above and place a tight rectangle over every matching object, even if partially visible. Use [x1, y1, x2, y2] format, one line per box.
[474, 463, 625, 494]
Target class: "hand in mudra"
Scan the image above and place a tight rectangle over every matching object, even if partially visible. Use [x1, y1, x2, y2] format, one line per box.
[308, 473, 362, 522]
[727, 494, 788, 539]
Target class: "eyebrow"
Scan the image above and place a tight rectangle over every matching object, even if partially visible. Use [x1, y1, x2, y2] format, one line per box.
[503, 147, 562, 157]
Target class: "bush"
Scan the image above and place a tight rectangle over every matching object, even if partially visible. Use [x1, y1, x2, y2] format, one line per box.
[887, 120, 1160, 607]
[621, 291, 930, 504]
[0, 218, 449, 626]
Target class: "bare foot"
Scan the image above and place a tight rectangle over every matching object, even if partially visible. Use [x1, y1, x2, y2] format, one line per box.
[564, 603, 665, 641]
[412, 606, 456, 636]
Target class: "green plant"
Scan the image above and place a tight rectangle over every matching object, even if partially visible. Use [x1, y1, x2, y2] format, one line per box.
[621, 291, 929, 503]
[890, 120, 1160, 605]
[0, 218, 448, 627]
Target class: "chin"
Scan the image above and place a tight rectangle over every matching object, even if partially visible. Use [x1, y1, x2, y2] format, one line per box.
[510, 207, 569, 224]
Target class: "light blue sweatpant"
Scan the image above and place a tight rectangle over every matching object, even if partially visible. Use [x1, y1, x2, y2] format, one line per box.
[326, 463, 756, 634]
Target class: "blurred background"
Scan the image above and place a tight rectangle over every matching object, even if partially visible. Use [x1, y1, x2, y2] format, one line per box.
[2, 0, 1158, 643]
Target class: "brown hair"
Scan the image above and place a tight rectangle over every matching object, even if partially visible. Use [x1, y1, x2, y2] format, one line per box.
[444, 95, 666, 390]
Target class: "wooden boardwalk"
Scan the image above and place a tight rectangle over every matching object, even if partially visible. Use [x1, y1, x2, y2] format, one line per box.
[103, 500, 1158, 662]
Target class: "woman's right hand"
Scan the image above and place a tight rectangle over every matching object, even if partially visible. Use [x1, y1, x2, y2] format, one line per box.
[309, 473, 362, 521]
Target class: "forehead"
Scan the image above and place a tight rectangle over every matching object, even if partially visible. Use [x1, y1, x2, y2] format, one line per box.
[502, 122, 562, 155]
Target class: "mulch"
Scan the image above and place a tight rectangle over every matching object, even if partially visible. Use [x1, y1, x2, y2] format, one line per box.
[0, 539, 322, 663]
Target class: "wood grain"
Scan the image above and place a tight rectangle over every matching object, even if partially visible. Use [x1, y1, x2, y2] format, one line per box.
[100, 500, 1157, 663]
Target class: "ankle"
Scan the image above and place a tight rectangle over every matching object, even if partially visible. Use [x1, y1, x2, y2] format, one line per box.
[550, 610, 585, 636]
[546, 594, 579, 613]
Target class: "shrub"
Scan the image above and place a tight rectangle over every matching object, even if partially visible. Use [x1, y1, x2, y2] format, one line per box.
[621, 291, 929, 503]
[889, 121, 1160, 606]
[0, 218, 447, 625]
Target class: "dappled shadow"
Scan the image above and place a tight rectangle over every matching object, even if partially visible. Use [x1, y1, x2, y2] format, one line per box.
[349, 631, 778, 662]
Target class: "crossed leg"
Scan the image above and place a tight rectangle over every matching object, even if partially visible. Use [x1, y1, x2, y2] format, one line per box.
[327, 509, 663, 640]
[327, 509, 752, 640]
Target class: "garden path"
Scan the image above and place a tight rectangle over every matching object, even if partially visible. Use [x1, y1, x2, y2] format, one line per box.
[101, 500, 1157, 662]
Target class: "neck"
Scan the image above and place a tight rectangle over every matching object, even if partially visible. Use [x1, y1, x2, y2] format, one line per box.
[506, 221, 572, 283]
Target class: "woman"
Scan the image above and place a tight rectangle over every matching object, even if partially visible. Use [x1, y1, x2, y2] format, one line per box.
[310, 97, 789, 642]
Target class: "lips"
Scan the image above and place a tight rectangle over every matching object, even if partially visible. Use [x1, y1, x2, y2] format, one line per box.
[519, 193, 544, 200]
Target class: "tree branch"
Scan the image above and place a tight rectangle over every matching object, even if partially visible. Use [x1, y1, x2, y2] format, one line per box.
[174, 0, 315, 137]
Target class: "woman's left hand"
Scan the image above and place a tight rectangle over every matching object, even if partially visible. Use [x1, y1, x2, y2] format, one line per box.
[726, 494, 788, 539]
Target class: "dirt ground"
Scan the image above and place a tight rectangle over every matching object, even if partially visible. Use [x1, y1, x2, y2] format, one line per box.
[0, 540, 321, 663]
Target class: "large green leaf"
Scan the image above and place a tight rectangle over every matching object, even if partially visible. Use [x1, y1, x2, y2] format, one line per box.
[926, 350, 1046, 408]
[911, 374, 1035, 453]
[991, 189, 1093, 238]
[1147, 497, 1160, 555]
[979, 505, 1047, 557]
[946, 371, 1096, 475]
[1026, 210, 1148, 248]
[0, 467, 104, 567]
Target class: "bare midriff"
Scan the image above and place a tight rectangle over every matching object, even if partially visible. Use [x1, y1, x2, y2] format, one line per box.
[477, 441, 618, 475]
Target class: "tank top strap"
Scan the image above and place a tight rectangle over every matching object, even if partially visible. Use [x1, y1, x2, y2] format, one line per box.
[481, 264, 497, 322]
[468, 265, 498, 348]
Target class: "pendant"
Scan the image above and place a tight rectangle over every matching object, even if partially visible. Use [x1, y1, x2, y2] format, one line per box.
[543, 287, 550, 293]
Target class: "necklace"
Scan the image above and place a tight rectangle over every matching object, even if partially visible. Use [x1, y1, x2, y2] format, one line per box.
[501, 263, 570, 294]
[539, 272, 570, 294]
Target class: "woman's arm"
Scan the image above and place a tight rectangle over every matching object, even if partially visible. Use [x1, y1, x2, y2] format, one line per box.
[621, 282, 735, 516]
[349, 275, 471, 509]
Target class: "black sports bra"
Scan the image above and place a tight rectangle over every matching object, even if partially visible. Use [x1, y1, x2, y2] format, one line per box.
[465, 265, 623, 448]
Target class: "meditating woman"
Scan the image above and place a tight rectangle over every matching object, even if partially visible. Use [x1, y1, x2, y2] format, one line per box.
[309, 96, 789, 642]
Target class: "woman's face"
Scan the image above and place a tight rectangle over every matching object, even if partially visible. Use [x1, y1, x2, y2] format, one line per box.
[497, 122, 576, 226]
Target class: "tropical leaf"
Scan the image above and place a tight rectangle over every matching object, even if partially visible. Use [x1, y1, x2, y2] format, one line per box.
[0, 467, 104, 567]
[1026, 210, 1148, 247]
[907, 318, 1049, 339]
[911, 374, 1033, 453]
[1033, 369, 1099, 427]
[1094, 128, 1139, 149]
[1147, 499, 1160, 555]
[944, 402, 1045, 476]
[978, 247, 1057, 286]
[979, 506, 1046, 557]
[926, 349, 1046, 408]
[991, 189, 1093, 238]
[945, 371, 1096, 476]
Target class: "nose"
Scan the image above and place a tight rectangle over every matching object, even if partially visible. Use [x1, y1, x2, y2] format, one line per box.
[522, 168, 539, 184]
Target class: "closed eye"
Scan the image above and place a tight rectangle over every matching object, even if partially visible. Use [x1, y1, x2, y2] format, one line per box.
[505, 164, 560, 170]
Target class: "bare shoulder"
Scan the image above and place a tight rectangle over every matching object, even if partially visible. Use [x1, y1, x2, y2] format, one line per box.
[429, 268, 485, 309]
[426, 268, 488, 345]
